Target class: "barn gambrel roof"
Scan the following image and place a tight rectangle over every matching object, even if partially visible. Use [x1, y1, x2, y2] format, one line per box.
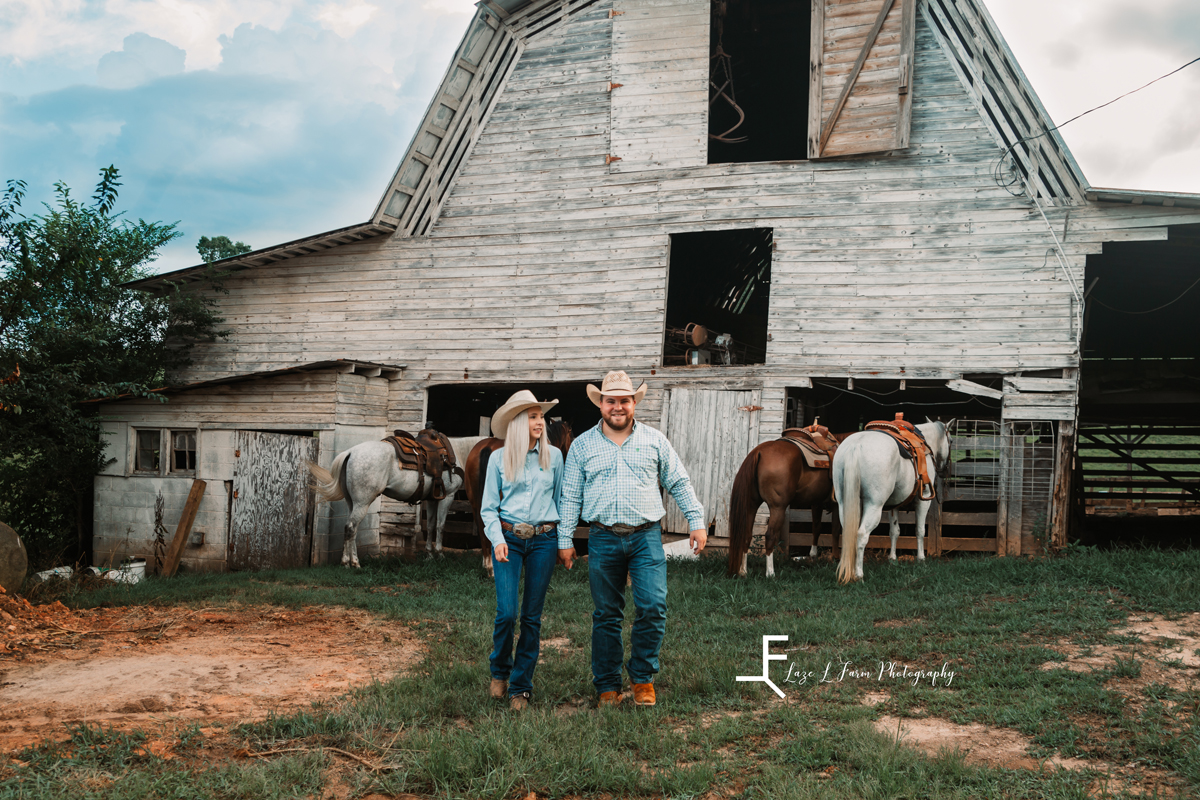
[137, 0, 1199, 289]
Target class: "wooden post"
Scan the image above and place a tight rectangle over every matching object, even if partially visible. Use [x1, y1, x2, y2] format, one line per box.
[1007, 436, 1024, 556]
[927, 475, 943, 557]
[996, 424, 1009, 557]
[162, 479, 206, 577]
[1050, 420, 1075, 552]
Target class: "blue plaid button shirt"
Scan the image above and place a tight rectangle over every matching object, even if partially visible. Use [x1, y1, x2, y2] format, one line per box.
[556, 420, 705, 549]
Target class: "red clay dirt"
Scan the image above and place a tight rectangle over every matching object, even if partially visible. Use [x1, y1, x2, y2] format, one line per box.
[0, 587, 419, 752]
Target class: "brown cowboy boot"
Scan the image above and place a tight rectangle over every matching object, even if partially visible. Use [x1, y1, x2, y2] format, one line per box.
[489, 678, 508, 700]
[597, 691, 622, 707]
[632, 683, 656, 706]
[509, 692, 530, 711]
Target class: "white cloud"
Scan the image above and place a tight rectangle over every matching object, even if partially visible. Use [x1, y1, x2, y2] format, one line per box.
[97, 32, 185, 88]
[316, 1, 378, 38]
[987, 0, 1200, 192]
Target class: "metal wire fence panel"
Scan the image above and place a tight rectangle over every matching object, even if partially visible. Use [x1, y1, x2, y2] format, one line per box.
[946, 419, 1002, 501]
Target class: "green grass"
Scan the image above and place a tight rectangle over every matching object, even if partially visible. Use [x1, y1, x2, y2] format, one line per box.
[8, 547, 1200, 798]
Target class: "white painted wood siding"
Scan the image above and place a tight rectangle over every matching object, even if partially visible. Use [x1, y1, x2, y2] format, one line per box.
[609, 0, 708, 172]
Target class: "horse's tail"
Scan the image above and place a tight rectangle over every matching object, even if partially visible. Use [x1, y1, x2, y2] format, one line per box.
[307, 450, 350, 503]
[726, 448, 763, 577]
[836, 450, 862, 584]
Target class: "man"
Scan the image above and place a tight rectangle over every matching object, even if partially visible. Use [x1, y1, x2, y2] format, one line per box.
[557, 370, 707, 707]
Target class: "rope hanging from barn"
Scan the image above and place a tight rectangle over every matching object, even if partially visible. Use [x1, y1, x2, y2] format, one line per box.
[709, 0, 748, 144]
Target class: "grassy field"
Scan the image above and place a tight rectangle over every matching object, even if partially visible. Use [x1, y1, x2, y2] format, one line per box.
[6, 546, 1200, 799]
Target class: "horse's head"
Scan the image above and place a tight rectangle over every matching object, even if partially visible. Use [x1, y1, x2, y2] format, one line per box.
[548, 419, 574, 456]
[919, 417, 951, 475]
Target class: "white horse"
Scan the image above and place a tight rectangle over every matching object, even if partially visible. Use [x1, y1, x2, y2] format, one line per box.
[307, 436, 482, 567]
[833, 419, 950, 584]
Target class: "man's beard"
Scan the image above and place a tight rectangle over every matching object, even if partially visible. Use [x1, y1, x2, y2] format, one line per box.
[603, 412, 632, 431]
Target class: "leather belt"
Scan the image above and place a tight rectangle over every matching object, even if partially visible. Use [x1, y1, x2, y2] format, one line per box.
[589, 520, 655, 536]
[501, 520, 558, 539]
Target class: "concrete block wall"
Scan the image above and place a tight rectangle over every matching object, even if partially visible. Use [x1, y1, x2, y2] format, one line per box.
[93, 474, 230, 572]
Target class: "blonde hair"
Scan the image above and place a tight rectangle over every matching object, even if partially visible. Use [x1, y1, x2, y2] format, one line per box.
[502, 409, 552, 482]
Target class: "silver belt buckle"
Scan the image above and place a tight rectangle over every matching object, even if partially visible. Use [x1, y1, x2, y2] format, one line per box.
[513, 522, 536, 539]
[611, 523, 635, 536]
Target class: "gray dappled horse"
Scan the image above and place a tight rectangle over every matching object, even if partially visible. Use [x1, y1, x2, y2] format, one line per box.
[832, 419, 950, 584]
[308, 436, 481, 567]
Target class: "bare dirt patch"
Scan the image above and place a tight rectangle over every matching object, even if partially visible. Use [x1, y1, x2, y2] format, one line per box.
[1039, 613, 1200, 695]
[0, 600, 420, 752]
[875, 715, 1090, 771]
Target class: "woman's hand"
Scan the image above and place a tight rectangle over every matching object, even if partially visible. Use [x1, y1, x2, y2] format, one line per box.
[494, 542, 509, 563]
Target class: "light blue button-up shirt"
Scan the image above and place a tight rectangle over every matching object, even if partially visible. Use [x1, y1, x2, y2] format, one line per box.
[479, 442, 564, 548]
[557, 420, 705, 549]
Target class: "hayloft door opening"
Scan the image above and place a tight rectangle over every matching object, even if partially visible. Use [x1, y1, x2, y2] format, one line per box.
[708, 0, 811, 164]
[663, 228, 772, 366]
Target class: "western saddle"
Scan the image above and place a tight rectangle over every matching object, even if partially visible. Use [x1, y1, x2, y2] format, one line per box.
[780, 419, 841, 469]
[864, 413, 936, 505]
[381, 428, 463, 503]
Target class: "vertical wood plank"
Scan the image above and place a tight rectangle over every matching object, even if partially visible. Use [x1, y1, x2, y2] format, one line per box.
[807, 0, 826, 158]
[1050, 419, 1074, 551]
[1006, 431, 1024, 556]
[996, 424, 1010, 557]
[162, 479, 207, 577]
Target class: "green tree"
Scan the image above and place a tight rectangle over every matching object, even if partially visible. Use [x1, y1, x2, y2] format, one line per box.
[0, 166, 225, 568]
[196, 235, 251, 263]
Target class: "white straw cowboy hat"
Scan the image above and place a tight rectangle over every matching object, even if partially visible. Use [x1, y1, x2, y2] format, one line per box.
[586, 370, 648, 407]
[491, 390, 558, 438]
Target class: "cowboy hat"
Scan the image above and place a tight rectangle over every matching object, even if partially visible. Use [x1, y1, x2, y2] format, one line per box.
[586, 370, 648, 407]
[491, 390, 558, 438]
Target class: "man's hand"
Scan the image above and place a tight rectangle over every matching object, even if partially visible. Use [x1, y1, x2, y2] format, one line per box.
[558, 547, 576, 570]
[494, 542, 509, 563]
[688, 528, 708, 555]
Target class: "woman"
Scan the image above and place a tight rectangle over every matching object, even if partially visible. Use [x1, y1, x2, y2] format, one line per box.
[479, 389, 565, 710]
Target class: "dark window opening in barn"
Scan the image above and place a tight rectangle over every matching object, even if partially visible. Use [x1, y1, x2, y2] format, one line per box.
[135, 429, 160, 473]
[171, 430, 197, 472]
[664, 228, 772, 366]
[708, 0, 811, 164]
[1080, 224, 1200, 545]
[421, 382, 604, 553]
[424, 383, 603, 440]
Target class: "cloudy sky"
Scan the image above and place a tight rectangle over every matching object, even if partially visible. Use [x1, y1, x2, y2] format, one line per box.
[2, 0, 1198, 273]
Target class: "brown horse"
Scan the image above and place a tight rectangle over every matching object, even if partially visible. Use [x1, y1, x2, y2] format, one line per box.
[726, 434, 848, 578]
[464, 420, 574, 578]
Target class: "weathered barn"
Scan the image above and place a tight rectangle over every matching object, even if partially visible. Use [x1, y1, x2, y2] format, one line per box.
[95, 0, 1200, 570]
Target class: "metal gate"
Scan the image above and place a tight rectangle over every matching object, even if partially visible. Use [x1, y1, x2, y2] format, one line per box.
[660, 388, 762, 538]
[230, 431, 319, 570]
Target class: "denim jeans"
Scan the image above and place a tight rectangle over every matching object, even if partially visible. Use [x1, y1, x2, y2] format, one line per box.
[587, 522, 668, 693]
[490, 529, 558, 698]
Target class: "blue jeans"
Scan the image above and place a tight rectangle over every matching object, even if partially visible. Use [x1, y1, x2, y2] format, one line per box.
[587, 523, 668, 693]
[490, 529, 558, 698]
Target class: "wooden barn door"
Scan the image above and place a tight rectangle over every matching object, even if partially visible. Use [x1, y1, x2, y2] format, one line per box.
[660, 388, 762, 539]
[808, 0, 917, 158]
[230, 431, 319, 571]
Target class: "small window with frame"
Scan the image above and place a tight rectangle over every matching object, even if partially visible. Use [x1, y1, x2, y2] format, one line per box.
[135, 429, 162, 473]
[170, 430, 197, 473]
